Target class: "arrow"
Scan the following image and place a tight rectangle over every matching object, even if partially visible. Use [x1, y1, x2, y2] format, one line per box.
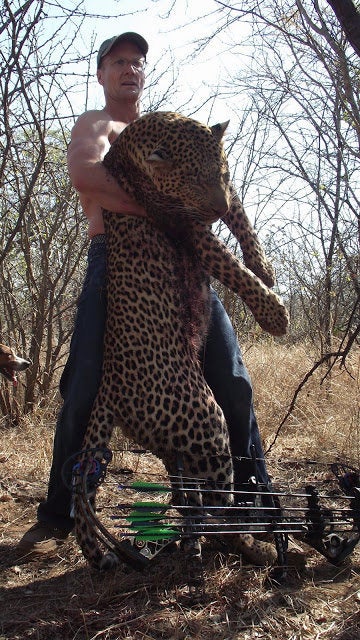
[119, 481, 171, 492]
[131, 526, 180, 541]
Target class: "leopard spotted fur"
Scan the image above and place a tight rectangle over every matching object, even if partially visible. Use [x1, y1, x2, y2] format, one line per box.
[74, 112, 286, 569]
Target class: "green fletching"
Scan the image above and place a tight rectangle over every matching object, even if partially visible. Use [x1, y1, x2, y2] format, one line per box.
[132, 501, 167, 510]
[134, 527, 179, 541]
[130, 481, 170, 492]
[127, 511, 164, 522]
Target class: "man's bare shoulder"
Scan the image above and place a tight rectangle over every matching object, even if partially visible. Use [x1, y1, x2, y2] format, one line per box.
[71, 109, 127, 143]
[71, 109, 112, 135]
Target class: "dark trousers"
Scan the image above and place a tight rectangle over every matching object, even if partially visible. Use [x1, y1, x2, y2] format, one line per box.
[38, 236, 269, 530]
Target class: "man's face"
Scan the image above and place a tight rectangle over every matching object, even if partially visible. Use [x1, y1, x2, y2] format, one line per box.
[97, 41, 146, 102]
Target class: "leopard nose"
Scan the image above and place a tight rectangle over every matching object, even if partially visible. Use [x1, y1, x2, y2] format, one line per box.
[209, 188, 231, 220]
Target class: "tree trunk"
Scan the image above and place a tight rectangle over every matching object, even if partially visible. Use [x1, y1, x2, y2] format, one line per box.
[327, 0, 360, 57]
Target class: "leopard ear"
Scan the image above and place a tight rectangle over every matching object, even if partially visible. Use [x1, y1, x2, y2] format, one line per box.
[147, 147, 174, 169]
[210, 121, 229, 141]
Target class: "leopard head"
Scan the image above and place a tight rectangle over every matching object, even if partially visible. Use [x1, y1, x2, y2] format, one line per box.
[103, 111, 231, 224]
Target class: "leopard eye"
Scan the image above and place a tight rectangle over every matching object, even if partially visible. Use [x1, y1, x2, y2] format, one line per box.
[150, 148, 168, 160]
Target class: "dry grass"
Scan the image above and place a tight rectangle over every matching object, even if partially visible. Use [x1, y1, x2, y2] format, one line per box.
[247, 341, 360, 464]
[0, 343, 359, 639]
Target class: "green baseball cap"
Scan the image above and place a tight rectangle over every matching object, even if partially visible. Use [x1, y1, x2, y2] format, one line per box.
[97, 32, 149, 68]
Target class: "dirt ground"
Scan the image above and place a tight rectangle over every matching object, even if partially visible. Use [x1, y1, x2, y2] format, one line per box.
[1, 446, 360, 640]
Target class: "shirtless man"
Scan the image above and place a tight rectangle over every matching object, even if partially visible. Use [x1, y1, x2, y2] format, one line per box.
[69, 33, 147, 232]
[17, 32, 271, 557]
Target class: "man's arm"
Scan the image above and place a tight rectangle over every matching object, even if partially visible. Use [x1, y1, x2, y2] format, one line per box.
[67, 110, 146, 216]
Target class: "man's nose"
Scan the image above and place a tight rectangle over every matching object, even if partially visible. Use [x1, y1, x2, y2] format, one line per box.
[123, 61, 138, 71]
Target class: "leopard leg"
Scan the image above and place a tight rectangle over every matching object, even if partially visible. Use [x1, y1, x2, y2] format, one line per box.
[222, 185, 276, 288]
[194, 226, 289, 336]
[174, 450, 278, 566]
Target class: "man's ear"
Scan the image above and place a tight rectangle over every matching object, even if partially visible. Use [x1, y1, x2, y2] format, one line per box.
[97, 68, 104, 87]
[147, 147, 174, 170]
